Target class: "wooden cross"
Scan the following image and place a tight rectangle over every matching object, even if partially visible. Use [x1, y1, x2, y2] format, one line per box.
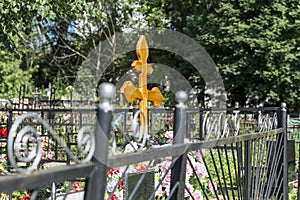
[121, 35, 164, 134]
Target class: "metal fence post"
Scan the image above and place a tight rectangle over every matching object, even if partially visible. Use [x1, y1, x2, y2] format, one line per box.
[243, 140, 251, 199]
[7, 108, 12, 135]
[84, 83, 115, 200]
[170, 91, 187, 200]
[199, 109, 204, 140]
[6, 108, 13, 168]
[277, 102, 288, 200]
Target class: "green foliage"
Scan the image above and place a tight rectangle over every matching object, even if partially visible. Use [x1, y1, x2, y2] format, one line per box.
[0, 0, 138, 100]
[0, 0, 299, 111]
[289, 188, 297, 199]
[0, 45, 38, 100]
[202, 148, 238, 198]
[188, 0, 300, 110]
[51, 74, 74, 99]
[139, 0, 300, 111]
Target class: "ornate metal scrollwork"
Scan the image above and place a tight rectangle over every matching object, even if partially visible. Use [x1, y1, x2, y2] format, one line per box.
[202, 110, 278, 140]
[258, 112, 278, 132]
[111, 110, 149, 154]
[131, 110, 148, 146]
[202, 111, 232, 140]
[8, 112, 95, 174]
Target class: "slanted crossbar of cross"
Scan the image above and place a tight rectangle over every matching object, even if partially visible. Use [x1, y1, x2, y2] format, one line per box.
[121, 35, 164, 134]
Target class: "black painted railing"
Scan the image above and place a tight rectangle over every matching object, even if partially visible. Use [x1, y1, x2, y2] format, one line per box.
[0, 83, 289, 200]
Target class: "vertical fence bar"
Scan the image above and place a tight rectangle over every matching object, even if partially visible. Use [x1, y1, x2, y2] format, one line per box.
[51, 182, 56, 200]
[199, 109, 204, 140]
[243, 140, 251, 199]
[7, 108, 12, 136]
[84, 83, 115, 200]
[170, 91, 187, 200]
[277, 102, 288, 199]
[282, 103, 288, 200]
[6, 108, 13, 168]
[186, 111, 190, 140]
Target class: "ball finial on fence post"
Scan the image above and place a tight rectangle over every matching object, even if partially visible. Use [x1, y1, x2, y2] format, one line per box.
[175, 91, 188, 108]
[281, 102, 287, 111]
[99, 83, 115, 110]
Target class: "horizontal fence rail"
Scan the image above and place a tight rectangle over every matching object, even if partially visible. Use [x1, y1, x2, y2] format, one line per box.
[0, 163, 95, 193]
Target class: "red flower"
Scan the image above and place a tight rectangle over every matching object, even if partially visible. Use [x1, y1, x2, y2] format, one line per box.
[136, 164, 147, 171]
[111, 194, 118, 200]
[20, 194, 30, 200]
[109, 168, 120, 175]
[72, 182, 81, 191]
[72, 182, 80, 188]
[119, 179, 124, 190]
[0, 127, 7, 138]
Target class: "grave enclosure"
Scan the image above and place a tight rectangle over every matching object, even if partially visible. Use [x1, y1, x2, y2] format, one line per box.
[0, 36, 294, 200]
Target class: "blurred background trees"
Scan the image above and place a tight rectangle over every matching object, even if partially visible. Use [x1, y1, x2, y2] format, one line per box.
[139, 0, 300, 111]
[0, 0, 299, 111]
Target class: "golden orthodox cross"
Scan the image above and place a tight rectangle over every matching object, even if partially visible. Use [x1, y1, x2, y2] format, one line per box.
[121, 35, 164, 134]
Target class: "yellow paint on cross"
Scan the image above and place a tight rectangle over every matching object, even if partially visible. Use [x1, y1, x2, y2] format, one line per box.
[120, 35, 164, 134]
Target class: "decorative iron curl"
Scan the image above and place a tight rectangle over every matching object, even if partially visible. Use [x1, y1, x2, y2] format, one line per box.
[202, 111, 242, 140]
[132, 110, 147, 137]
[111, 110, 148, 154]
[128, 110, 148, 150]
[76, 126, 95, 162]
[203, 112, 230, 140]
[232, 112, 242, 136]
[258, 112, 278, 132]
[8, 113, 95, 174]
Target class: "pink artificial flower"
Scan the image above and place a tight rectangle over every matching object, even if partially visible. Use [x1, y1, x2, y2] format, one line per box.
[185, 161, 193, 177]
[193, 190, 203, 200]
[47, 151, 55, 159]
[164, 131, 174, 143]
[161, 173, 171, 196]
[184, 182, 194, 197]
[209, 181, 217, 194]
[149, 138, 158, 146]
[194, 163, 209, 178]
[160, 159, 172, 174]
[162, 173, 172, 187]
[193, 151, 203, 163]
[151, 144, 161, 148]
[161, 172, 171, 196]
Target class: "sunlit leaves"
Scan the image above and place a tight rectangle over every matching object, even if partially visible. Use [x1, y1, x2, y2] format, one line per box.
[137, 0, 300, 111]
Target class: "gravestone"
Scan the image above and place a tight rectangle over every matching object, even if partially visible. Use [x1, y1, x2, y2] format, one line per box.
[124, 170, 155, 200]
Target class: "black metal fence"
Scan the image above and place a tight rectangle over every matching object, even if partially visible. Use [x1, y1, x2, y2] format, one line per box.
[0, 84, 290, 200]
[106, 102, 288, 199]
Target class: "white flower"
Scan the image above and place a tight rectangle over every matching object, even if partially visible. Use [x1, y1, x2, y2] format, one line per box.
[124, 142, 138, 153]
[106, 177, 118, 192]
